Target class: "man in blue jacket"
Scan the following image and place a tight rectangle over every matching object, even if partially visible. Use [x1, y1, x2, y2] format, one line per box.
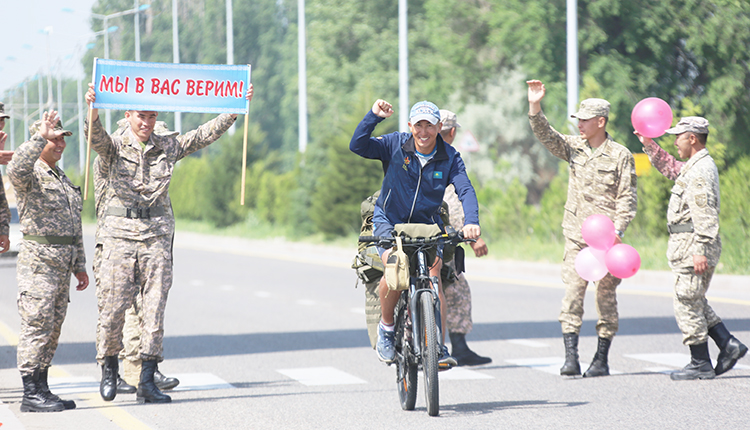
[350, 99, 481, 367]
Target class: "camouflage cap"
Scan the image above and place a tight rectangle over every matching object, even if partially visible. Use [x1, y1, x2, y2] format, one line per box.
[665, 116, 709, 135]
[571, 98, 610, 120]
[439, 110, 461, 132]
[0, 102, 9, 119]
[29, 119, 73, 137]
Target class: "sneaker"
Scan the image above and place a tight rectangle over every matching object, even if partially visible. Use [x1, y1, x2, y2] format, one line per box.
[376, 325, 396, 363]
[438, 345, 457, 369]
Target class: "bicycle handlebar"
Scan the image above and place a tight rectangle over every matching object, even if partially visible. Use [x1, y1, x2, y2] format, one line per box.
[359, 231, 475, 248]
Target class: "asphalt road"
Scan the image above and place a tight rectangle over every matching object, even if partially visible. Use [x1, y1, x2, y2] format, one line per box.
[1, 227, 749, 429]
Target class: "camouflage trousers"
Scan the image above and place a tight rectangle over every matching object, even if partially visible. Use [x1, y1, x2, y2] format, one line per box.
[120, 300, 144, 385]
[672, 265, 722, 345]
[16, 241, 75, 375]
[364, 279, 381, 349]
[94, 235, 173, 363]
[443, 259, 473, 335]
[560, 239, 621, 339]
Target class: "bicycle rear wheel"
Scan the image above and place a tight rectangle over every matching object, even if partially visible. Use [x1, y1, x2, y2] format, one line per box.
[420, 292, 439, 416]
[395, 296, 417, 410]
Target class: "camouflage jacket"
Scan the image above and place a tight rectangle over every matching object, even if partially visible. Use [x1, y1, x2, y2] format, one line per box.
[643, 143, 721, 268]
[85, 114, 236, 241]
[7, 134, 85, 273]
[0, 175, 9, 236]
[443, 184, 464, 229]
[529, 111, 638, 242]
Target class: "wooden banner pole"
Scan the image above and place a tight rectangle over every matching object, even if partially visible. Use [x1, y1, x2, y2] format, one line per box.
[240, 100, 250, 206]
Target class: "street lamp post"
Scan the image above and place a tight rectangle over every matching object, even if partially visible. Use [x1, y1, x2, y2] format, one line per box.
[92, 3, 150, 132]
[173, 0, 181, 133]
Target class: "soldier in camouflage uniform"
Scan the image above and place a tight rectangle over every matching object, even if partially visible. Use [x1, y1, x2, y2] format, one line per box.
[0, 102, 12, 252]
[8, 111, 89, 412]
[438, 110, 492, 366]
[636, 117, 747, 380]
[527, 80, 638, 377]
[96, 120, 181, 394]
[85, 83, 254, 403]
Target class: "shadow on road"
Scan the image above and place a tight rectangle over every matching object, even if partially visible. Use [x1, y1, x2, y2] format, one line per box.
[441, 399, 588, 415]
[2, 316, 749, 369]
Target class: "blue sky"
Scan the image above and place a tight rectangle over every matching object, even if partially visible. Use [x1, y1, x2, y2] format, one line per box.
[0, 0, 98, 95]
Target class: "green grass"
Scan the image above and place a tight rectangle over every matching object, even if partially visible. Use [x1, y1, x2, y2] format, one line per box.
[173, 218, 747, 276]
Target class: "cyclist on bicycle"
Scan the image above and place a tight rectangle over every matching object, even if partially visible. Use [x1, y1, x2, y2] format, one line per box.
[350, 99, 481, 367]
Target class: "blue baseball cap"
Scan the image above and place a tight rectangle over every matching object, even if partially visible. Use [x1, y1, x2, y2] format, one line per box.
[409, 101, 441, 125]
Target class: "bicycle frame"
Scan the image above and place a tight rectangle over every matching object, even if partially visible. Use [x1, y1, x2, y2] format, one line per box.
[407, 248, 441, 360]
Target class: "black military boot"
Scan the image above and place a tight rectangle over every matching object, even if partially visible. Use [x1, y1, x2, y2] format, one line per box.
[154, 365, 180, 390]
[20, 369, 65, 413]
[137, 360, 171, 404]
[670, 342, 715, 380]
[116, 375, 137, 394]
[38, 367, 76, 410]
[449, 332, 492, 366]
[560, 333, 581, 376]
[708, 322, 748, 376]
[100, 355, 119, 401]
[583, 337, 612, 377]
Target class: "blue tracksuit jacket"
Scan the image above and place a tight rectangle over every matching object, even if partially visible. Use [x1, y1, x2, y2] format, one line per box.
[350, 111, 480, 230]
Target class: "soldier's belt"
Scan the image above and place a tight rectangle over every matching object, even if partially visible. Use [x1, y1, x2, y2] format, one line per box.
[23, 234, 77, 245]
[667, 222, 694, 234]
[107, 206, 165, 219]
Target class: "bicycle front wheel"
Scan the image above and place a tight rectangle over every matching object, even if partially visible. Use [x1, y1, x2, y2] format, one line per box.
[420, 292, 439, 416]
[395, 295, 417, 410]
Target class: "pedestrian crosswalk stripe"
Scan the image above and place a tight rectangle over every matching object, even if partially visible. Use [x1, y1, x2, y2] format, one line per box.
[439, 367, 494, 380]
[46, 373, 234, 395]
[625, 353, 689, 368]
[626, 353, 750, 371]
[170, 373, 234, 391]
[505, 357, 589, 376]
[506, 339, 549, 348]
[278, 367, 367, 386]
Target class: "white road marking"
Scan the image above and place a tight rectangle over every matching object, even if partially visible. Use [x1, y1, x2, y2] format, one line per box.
[506, 339, 549, 348]
[47, 376, 99, 395]
[503, 357, 622, 376]
[439, 367, 494, 380]
[624, 353, 690, 368]
[505, 357, 582, 376]
[626, 353, 750, 371]
[277, 367, 367, 386]
[47, 374, 234, 395]
[170, 373, 234, 391]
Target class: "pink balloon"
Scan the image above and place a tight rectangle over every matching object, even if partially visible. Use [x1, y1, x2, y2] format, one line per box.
[581, 214, 616, 250]
[605, 244, 641, 279]
[631, 97, 673, 138]
[575, 247, 608, 282]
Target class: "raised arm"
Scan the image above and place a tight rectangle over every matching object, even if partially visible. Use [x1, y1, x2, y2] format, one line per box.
[8, 111, 65, 190]
[634, 132, 684, 180]
[527, 80, 573, 162]
[349, 100, 396, 161]
[84, 84, 117, 158]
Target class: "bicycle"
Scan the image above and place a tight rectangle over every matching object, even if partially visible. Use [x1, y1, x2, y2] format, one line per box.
[359, 226, 472, 417]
